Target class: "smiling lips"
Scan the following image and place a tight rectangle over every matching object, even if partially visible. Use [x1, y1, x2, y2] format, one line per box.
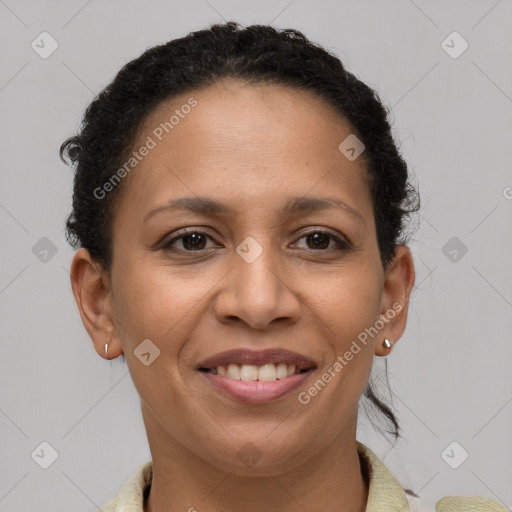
[198, 348, 317, 403]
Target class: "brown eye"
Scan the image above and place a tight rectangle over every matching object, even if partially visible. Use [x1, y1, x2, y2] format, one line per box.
[305, 232, 330, 250]
[179, 233, 208, 251]
[163, 230, 218, 252]
[293, 230, 350, 252]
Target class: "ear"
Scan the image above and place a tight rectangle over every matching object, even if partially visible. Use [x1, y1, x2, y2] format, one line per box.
[69, 248, 123, 360]
[375, 245, 415, 357]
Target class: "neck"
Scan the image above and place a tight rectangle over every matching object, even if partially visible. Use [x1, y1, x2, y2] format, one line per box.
[143, 412, 369, 512]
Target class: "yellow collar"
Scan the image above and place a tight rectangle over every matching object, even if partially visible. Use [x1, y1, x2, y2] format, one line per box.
[356, 440, 410, 511]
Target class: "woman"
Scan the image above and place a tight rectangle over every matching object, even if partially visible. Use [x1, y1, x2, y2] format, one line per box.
[60, 21, 506, 512]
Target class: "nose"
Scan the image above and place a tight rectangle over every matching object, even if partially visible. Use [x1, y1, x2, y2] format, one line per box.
[212, 237, 301, 330]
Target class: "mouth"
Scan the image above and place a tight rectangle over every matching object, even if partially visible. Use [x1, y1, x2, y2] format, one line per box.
[197, 348, 317, 403]
[199, 362, 310, 381]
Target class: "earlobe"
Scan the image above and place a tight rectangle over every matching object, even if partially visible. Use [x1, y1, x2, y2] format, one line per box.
[69, 248, 123, 359]
[375, 245, 415, 357]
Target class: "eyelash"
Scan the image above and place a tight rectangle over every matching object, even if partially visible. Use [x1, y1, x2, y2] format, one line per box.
[161, 227, 351, 254]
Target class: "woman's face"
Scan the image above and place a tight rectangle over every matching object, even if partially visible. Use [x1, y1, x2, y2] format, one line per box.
[73, 79, 414, 474]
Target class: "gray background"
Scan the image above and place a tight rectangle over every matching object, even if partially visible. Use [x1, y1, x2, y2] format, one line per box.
[1, 0, 511, 511]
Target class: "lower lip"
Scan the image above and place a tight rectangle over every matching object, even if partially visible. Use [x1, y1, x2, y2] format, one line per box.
[200, 370, 315, 404]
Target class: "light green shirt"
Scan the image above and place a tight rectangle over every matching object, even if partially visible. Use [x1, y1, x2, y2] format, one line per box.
[99, 441, 508, 511]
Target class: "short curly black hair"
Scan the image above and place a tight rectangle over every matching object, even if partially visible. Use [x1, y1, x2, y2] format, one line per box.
[60, 21, 419, 443]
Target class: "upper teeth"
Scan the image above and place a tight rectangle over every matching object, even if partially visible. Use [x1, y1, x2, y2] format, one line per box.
[212, 363, 298, 381]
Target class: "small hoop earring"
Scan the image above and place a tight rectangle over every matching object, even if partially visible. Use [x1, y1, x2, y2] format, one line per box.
[383, 338, 392, 349]
[105, 343, 109, 358]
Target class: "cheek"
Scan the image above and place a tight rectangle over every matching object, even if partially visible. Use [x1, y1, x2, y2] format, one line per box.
[314, 263, 382, 337]
[111, 263, 203, 410]
[299, 272, 379, 422]
[112, 261, 203, 353]
[305, 261, 382, 388]
[294, 272, 378, 453]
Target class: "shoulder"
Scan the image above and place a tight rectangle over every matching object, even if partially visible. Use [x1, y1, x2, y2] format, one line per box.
[434, 496, 510, 511]
[356, 441, 508, 512]
[409, 495, 509, 511]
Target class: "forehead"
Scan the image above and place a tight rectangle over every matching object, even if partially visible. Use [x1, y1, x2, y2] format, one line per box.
[116, 79, 372, 222]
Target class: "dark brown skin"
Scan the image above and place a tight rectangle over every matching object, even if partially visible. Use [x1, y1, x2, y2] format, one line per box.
[70, 79, 415, 512]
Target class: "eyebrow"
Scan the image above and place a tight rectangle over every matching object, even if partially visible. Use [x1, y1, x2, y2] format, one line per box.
[143, 195, 366, 226]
